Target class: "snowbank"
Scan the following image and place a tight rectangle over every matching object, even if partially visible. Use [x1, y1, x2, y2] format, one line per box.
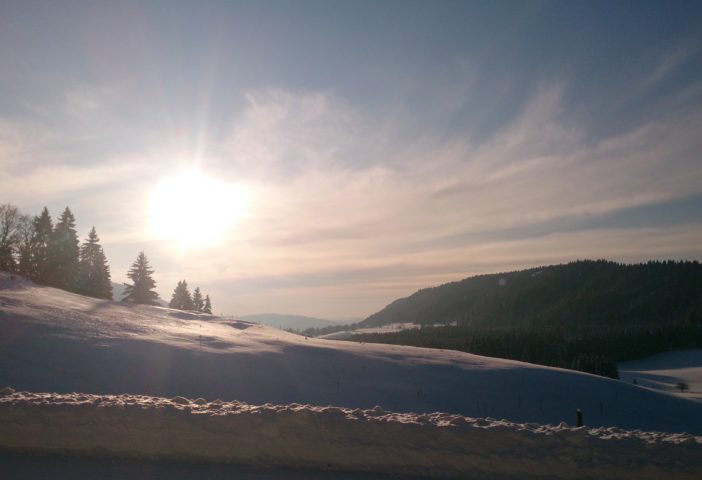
[0, 390, 700, 480]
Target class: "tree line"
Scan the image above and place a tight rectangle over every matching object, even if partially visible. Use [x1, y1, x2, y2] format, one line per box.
[1, 203, 213, 314]
[0, 203, 112, 299]
[361, 260, 702, 330]
[309, 260, 702, 378]
[350, 322, 702, 379]
[169, 279, 212, 314]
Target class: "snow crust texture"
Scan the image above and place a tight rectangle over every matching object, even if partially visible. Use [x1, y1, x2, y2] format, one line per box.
[1, 391, 700, 480]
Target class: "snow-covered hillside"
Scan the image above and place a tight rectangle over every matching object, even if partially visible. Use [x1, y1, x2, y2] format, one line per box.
[320, 322, 420, 340]
[1, 272, 701, 434]
[1, 390, 700, 480]
[241, 313, 340, 330]
[619, 350, 702, 400]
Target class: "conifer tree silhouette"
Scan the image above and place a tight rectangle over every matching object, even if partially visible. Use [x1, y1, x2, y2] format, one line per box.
[47, 207, 80, 291]
[193, 286, 204, 312]
[169, 279, 194, 310]
[123, 251, 160, 305]
[78, 227, 113, 299]
[203, 294, 212, 314]
[31, 207, 53, 283]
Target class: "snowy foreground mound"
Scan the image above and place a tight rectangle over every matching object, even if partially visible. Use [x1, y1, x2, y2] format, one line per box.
[1, 272, 702, 434]
[1, 390, 700, 480]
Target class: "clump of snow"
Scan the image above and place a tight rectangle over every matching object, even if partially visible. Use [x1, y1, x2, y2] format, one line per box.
[0, 391, 700, 479]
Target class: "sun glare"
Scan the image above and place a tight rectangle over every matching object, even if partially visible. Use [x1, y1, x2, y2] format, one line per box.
[149, 170, 248, 248]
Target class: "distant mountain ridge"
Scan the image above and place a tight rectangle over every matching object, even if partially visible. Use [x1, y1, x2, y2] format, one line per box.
[361, 260, 702, 329]
[351, 260, 702, 378]
[240, 313, 339, 331]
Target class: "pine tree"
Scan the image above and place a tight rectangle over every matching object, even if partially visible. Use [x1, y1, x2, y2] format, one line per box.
[193, 287, 204, 312]
[123, 251, 160, 305]
[0, 204, 20, 271]
[77, 227, 113, 299]
[169, 280, 179, 308]
[47, 207, 80, 291]
[169, 280, 184, 309]
[31, 207, 53, 283]
[169, 280, 194, 310]
[203, 294, 212, 314]
[181, 281, 194, 310]
[16, 214, 34, 277]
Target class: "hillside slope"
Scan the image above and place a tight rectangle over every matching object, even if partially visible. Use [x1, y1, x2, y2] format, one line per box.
[361, 260, 702, 328]
[619, 350, 702, 399]
[1, 272, 701, 434]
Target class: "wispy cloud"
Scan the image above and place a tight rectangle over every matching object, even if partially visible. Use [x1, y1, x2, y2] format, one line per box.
[2, 77, 701, 318]
[218, 90, 372, 177]
[63, 86, 114, 121]
[1, 0, 701, 319]
[222, 83, 701, 243]
[142, 80, 701, 317]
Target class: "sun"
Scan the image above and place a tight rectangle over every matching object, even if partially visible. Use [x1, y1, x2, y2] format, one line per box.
[149, 170, 248, 248]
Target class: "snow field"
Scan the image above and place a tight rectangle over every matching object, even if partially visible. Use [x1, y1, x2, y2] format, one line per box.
[2, 273, 702, 478]
[1, 271, 702, 435]
[0, 390, 700, 480]
[618, 350, 702, 400]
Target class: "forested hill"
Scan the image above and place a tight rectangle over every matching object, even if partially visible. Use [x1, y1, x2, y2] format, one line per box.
[361, 260, 702, 330]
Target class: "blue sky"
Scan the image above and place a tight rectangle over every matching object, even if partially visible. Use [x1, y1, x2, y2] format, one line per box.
[2, 1, 702, 318]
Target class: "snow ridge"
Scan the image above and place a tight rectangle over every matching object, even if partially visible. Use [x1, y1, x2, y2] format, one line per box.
[1, 390, 700, 479]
